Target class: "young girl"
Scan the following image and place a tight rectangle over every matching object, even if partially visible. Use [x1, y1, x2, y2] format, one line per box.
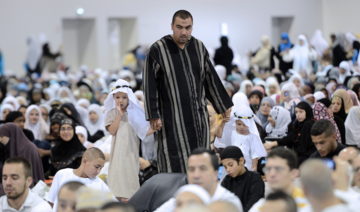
[86, 104, 106, 143]
[76, 126, 95, 149]
[24, 105, 49, 141]
[0, 104, 13, 121]
[104, 79, 155, 202]
[332, 89, 353, 121]
[215, 106, 267, 171]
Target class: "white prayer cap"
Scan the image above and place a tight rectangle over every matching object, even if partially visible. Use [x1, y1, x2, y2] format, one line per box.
[174, 184, 211, 205]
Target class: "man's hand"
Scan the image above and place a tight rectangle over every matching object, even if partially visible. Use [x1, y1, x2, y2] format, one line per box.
[139, 157, 151, 170]
[150, 118, 162, 131]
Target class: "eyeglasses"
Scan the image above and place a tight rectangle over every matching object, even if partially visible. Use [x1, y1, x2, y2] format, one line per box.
[60, 127, 73, 132]
[263, 166, 285, 174]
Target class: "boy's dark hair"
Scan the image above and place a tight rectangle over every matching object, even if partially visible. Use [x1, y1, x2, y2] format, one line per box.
[101, 202, 135, 212]
[5, 157, 32, 179]
[310, 119, 336, 138]
[60, 181, 85, 192]
[172, 10, 193, 24]
[267, 148, 298, 170]
[266, 191, 297, 212]
[190, 147, 219, 171]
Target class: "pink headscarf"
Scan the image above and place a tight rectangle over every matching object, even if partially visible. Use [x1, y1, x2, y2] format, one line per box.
[347, 90, 360, 106]
[252, 86, 265, 98]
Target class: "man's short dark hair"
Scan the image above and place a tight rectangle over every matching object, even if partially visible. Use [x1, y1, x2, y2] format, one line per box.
[172, 10, 193, 24]
[267, 148, 298, 170]
[4, 157, 32, 179]
[266, 191, 297, 212]
[60, 181, 84, 192]
[190, 147, 219, 171]
[101, 202, 135, 212]
[310, 119, 336, 138]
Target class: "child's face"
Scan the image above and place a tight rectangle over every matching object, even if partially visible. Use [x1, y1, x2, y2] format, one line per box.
[77, 133, 86, 144]
[100, 93, 108, 105]
[51, 123, 60, 135]
[236, 120, 249, 134]
[113, 92, 129, 111]
[13, 116, 25, 130]
[250, 95, 260, 105]
[332, 98, 342, 113]
[29, 109, 39, 124]
[40, 107, 48, 122]
[83, 158, 105, 179]
[2, 109, 10, 120]
[221, 158, 244, 178]
[89, 111, 99, 123]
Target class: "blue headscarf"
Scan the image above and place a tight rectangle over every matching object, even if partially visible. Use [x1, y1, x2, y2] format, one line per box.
[280, 32, 292, 52]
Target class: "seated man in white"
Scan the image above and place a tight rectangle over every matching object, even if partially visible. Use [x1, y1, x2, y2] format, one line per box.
[47, 147, 112, 211]
[155, 147, 243, 212]
[0, 157, 52, 212]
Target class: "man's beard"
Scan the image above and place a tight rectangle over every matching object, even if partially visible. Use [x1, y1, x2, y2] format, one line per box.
[6, 183, 27, 200]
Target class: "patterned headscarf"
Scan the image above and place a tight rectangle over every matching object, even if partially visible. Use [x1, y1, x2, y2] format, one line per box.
[312, 102, 342, 143]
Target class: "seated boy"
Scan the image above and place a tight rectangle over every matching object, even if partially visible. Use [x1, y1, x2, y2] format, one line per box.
[57, 181, 84, 212]
[220, 146, 265, 212]
[47, 147, 112, 211]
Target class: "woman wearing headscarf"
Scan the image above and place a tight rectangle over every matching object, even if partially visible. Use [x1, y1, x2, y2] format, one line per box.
[344, 107, 360, 147]
[265, 77, 280, 97]
[60, 102, 85, 127]
[28, 87, 44, 106]
[288, 73, 305, 88]
[248, 90, 263, 114]
[24, 105, 49, 141]
[283, 35, 317, 78]
[0, 104, 14, 121]
[48, 118, 86, 177]
[43, 87, 56, 101]
[332, 89, 353, 121]
[304, 94, 315, 105]
[39, 104, 52, 126]
[239, 80, 253, 97]
[332, 33, 349, 67]
[251, 35, 272, 70]
[56, 86, 77, 103]
[276, 32, 294, 75]
[352, 83, 360, 101]
[26, 36, 42, 74]
[347, 90, 360, 106]
[326, 82, 337, 99]
[257, 97, 275, 138]
[0, 123, 45, 196]
[263, 106, 294, 151]
[2, 96, 20, 111]
[75, 126, 95, 149]
[314, 91, 326, 102]
[310, 30, 330, 58]
[347, 77, 359, 90]
[77, 98, 91, 109]
[279, 82, 304, 122]
[339, 61, 352, 85]
[312, 102, 343, 144]
[317, 98, 346, 145]
[5, 111, 34, 141]
[85, 104, 106, 143]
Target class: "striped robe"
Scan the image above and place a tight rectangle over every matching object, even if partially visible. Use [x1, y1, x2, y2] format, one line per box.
[143, 35, 233, 173]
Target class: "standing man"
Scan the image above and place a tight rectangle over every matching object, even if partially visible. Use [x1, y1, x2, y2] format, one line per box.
[143, 10, 233, 173]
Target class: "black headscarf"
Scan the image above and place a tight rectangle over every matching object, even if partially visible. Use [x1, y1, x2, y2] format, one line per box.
[294, 101, 314, 130]
[28, 87, 44, 105]
[352, 83, 360, 101]
[332, 97, 347, 122]
[51, 118, 86, 169]
[42, 43, 61, 59]
[317, 98, 332, 108]
[4, 111, 23, 122]
[60, 103, 85, 127]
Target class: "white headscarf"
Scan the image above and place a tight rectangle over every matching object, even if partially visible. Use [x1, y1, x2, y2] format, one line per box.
[266, 106, 291, 138]
[265, 77, 280, 96]
[281, 83, 301, 110]
[86, 104, 106, 136]
[344, 106, 360, 147]
[39, 104, 52, 126]
[174, 185, 211, 206]
[239, 80, 253, 96]
[293, 35, 311, 71]
[104, 79, 150, 140]
[16, 96, 28, 106]
[314, 91, 326, 101]
[288, 73, 305, 87]
[75, 126, 94, 149]
[56, 86, 77, 103]
[231, 92, 261, 125]
[77, 98, 91, 109]
[134, 90, 144, 102]
[310, 29, 329, 57]
[26, 36, 42, 70]
[76, 106, 89, 125]
[233, 106, 260, 136]
[0, 104, 14, 120]
[118, 70, 137, 88]
[215, 65, 227, 81]
[339, 61, 352, 84]
[2, 96, 20, 110]
[24, 105, 49, 140]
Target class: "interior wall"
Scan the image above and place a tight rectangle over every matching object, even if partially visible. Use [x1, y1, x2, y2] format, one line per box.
[0, 0, 323, 76]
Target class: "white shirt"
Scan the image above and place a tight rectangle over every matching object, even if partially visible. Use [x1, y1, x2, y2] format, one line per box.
[47, 168, 112, 212]
[331, 189, 360, 212]
[0, 189, 52, 212]
[155, 184, 243, 212]
[249, 187, 312, 212]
